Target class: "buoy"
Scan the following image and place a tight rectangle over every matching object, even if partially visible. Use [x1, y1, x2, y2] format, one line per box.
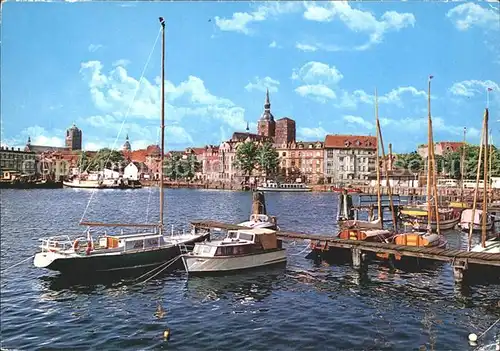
[163, 328, 171, 340]
[468, 333, 478, 342]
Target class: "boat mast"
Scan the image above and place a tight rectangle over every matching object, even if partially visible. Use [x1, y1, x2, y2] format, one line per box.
[482, 108, 489, 248]
[159, 17, 166, 233]
[460, 127, 466, 204]
[468, 111, 486, 251]
[426, 76, 433, 234]
[375, 88, 382, 224]
[375, 91, 397, 232]
[428, 78, 441, 235]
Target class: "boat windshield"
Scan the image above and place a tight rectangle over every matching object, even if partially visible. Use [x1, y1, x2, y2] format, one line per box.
[227, 231, 238, 239]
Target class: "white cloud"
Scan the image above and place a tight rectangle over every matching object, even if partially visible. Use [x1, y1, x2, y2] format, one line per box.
[296, 43, 318, 52]
[2, 125, 65, 149]
[269, 41, 278, 48]
[79, 60, 249, 131]
[303, 1, 416, 50]
[215, 2, 302, 35]
[449, 80, 499, 97]
[88, 44, 103, 53]
[295, 85, 337, 103]
[343, 115, 374, 129]
[337, 86, 428, 109]
[245, 76, 280, 93]
[112, 59, 131, 67]
[291, 61, 343, 85]
[297, 126, 328, 140]
[446, 3, 499, 31]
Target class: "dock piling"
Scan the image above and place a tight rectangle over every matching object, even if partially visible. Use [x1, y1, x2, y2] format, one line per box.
[453, 259, 468, 284]
[252, 191, 267, 215]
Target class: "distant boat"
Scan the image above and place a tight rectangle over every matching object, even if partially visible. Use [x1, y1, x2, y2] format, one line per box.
[63, 179, 105, 189]
[458, 209, 494, 232]
[181, 228, 287, 275]
[256, 180, 311, 192]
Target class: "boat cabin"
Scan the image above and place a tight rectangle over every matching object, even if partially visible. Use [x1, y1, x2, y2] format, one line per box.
[261, 180, 309, 190]
[191, 228, 282, 257]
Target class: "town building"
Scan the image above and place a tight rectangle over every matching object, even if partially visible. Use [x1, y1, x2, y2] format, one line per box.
[200, 145, 220, 181]
[323, 134, 377, 184]
[275, 141, 324, 184]
[65, 123, 82, 150]
[417, 141, 464, 159]
[0, 146, 36, 176]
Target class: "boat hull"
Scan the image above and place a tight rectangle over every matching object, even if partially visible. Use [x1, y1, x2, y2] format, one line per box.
[403, 217, 459, 231]
[63, 180, 105, 189]
[34, 233, 209, 274]
[181, 249, 287, 274]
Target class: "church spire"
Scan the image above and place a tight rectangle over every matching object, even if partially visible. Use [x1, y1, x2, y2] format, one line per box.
[27, 136, 31, 145]
[260, 88, 274, 121]
[246, 121, 249, 132]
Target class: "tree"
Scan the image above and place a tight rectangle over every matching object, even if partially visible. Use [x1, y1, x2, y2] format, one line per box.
[233, 141, 258, 177]
[164, 154, 201, 180]
[394, 152, 423, 173]
[76, 151, 90, 172]
[256, 142, 279, 177]
[87, 148, 125, 171]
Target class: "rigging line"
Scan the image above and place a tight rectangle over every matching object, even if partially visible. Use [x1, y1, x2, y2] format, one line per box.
[80, 27, 163, 224]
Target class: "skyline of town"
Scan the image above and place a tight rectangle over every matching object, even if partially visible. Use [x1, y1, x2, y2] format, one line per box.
[1, 2, 499, 153]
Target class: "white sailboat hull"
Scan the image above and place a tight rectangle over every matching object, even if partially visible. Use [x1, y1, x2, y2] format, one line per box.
[63, 180, 104, 189]
[181, 249, 287, 274]
[471, 239, 500, 253]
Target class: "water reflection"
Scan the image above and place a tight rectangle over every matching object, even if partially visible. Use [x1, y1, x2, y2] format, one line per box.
[184, 266, 286, 304]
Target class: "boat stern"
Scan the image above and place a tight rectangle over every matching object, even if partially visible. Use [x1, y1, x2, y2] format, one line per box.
[33, 251, 58, 269]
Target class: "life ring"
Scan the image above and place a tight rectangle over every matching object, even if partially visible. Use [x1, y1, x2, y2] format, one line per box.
[73, 239, 80, 250]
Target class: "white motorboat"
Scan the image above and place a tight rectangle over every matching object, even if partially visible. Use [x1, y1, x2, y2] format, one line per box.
[238, 214, 277, 229]
[256, 180, 312, 192]
[181, 228, 287, 275]
[458, 209, 494, 232]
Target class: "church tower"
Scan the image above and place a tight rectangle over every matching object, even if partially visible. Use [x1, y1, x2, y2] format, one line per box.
[257, 89, 276, 139]
[122, 134, 131, 152]
[65, 123, 82, 151]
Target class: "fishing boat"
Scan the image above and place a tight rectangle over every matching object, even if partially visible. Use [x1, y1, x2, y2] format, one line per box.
[256, 180, 311, 192]
[63, 178, 105, 189]
[399, 207, 460, 231]
[238, 213, 278, 229]
[459, 209, 494, 232]
[181, 228, 287, 275]
[33, 17, 209, 274]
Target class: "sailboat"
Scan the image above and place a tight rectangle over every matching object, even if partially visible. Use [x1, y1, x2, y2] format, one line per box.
[337, 89, 393, 242]
[33, 17, 210, 274]
[389, 76, 447, 250]
[469, 108, 500, 253]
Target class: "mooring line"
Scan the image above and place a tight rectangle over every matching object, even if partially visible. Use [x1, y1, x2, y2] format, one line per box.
[1, 256, 33, 272]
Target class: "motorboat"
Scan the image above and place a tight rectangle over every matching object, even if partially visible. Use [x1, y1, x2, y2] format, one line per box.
[458, 209, 494, 232]
[181, 228, 287, 275]
[238, 213, 278, 230]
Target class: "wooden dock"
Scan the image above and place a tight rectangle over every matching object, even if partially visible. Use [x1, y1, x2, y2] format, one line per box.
[191, 220, 500, 283]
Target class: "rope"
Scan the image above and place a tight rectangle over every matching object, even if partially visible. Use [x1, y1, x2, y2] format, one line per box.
[80, 26, 163, 224]
[290, 240, 311, 256]
[134, 255, 181, 285]
[478, 317, 500, 339]
[1, 256, 33, 272]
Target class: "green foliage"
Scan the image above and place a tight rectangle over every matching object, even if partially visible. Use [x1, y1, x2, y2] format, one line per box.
[164, 154, 200, 180]
[233, 141, 259, 176]
[77, 151, 90, 171]
[87, 148, 125, 171]
[256, 142, 279, 176]
[394, 152, 424, 173]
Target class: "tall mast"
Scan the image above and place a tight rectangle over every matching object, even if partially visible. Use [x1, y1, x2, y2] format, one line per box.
[375, 89, 382, 223]
[426, 76, 433, 233]
[159, 17, 166, 231]
[460, 127, 467, 203]
[482, 108, 489, 248]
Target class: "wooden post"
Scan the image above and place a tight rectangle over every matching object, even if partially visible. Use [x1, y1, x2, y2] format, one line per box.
[252, 191, 267, 215]
[352, 247, 362, 269]
[453, 259, 468, 285]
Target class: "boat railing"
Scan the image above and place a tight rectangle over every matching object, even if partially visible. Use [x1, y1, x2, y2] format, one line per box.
[39, 235, 74, 251]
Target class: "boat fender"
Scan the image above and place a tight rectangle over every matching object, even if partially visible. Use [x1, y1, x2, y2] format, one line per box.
[163, 328, 171, 341]
[73, 239, 80, 251]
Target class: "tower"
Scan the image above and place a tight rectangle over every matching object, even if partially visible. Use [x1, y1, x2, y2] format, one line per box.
[257, 88, 276, 139]
[122, 134, 131, 152]
[65, 123, 82, 151]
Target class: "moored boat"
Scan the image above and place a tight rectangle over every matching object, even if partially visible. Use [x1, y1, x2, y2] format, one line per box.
[459, 209, 494, 232]
[337, 228, 394, 242]
[256, 180, 311, 192]
[400, 207, 460, 231]
[471, 237, 500, 253]
[181, 228, 287, 275]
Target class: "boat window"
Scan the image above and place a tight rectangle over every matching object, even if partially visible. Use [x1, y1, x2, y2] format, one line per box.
[202, 246, 211, 254]
[228, 231, 237, 239]
[238, 233, 254, 241]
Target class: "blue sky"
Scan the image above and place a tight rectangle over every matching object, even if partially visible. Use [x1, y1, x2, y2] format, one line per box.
[1, 1, 499, 153]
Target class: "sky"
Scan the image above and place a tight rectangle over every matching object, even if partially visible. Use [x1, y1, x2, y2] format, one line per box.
[1, 1, 499, 153]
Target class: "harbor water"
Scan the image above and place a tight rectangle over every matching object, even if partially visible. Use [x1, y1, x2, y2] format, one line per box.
[1, 188, 499, 350]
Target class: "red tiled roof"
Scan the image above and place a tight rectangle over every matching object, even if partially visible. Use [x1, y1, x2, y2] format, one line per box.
[437, 141, 464, 152]
[324, 135, 376, 149]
